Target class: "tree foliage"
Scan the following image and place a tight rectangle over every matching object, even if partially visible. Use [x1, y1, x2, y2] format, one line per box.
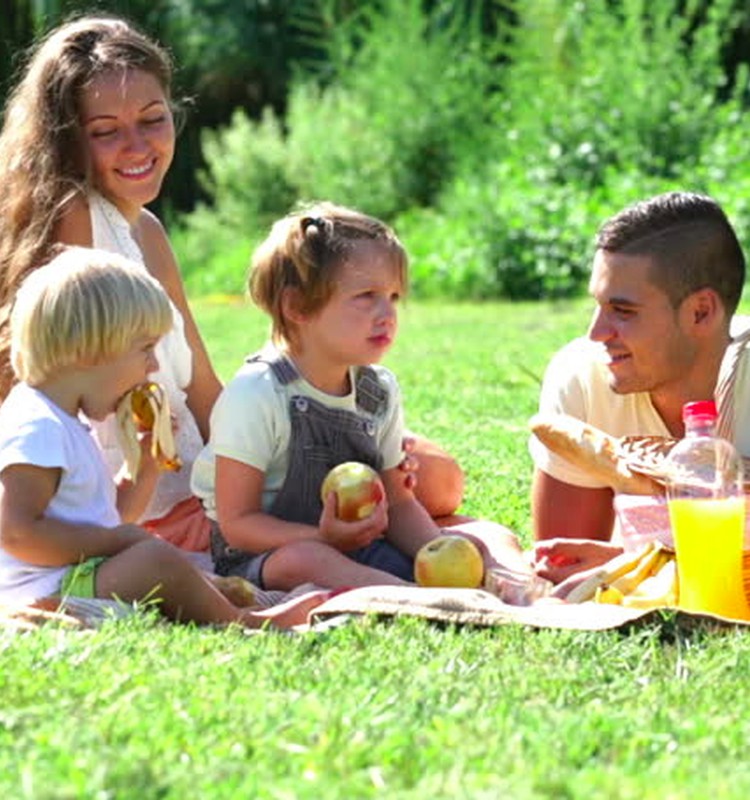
[3, 1, 750, 299]
[0, 0, 513, 213]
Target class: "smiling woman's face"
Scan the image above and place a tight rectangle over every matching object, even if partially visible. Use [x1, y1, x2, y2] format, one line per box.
[79, 67, 175, 221]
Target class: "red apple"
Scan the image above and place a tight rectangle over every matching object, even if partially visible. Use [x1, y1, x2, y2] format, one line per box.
[320, 461, 385, 522]
[415, 535, 484, 588]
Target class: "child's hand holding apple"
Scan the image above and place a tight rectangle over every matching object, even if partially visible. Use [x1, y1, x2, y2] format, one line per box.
[318, 462, 388, 551]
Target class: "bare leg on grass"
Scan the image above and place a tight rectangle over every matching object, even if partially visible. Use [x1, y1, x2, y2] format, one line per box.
[95, 538, 328, 629]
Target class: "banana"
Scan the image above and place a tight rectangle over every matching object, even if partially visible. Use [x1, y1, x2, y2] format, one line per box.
[115, 382, 181, 479]
[594, 584, 624, 605]
[565, 542, 658, 603]
[620, 559, 678, 609]
[115, 399, 142, 481]
[212, 575, 257, 607]
[609, 543, 671, 595]
[568, 541, 677, 609]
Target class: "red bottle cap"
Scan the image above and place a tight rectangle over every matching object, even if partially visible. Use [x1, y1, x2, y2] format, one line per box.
[682, 400, 717, 423]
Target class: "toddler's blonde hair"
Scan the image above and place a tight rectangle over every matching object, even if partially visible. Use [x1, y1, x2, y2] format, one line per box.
[11, 247, 172, 385]
[249, 201, 408, 347]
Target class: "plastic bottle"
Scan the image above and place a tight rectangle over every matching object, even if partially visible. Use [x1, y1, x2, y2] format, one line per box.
[665, 400, 750, 620]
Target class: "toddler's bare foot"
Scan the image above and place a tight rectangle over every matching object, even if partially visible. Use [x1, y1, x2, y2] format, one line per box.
[242, 589, 332, 630]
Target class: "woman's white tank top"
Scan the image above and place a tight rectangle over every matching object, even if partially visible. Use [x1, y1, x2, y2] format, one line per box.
[88, 191, 204, 521]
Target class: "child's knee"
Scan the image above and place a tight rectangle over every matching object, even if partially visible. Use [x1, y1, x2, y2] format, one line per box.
[265, 540, 331, 585]
[133, 536, 185, 570]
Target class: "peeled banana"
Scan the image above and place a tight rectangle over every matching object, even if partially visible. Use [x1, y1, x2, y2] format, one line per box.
[115, 382, 181, 479]
[608, 545, 671, 596]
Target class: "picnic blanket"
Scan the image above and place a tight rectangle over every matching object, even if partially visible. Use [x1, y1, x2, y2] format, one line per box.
[308, 585, 750, 630]
[5, 586, 750, 633]
[5, 552, 750, 633]
[0, 597, 131, 632]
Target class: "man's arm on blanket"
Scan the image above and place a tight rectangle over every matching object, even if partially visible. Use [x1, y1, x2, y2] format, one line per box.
[532, 469, 615, 541]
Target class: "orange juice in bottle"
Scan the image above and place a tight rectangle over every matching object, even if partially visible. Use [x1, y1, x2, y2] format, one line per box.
[666, 400, 750, 620]
[668, 496, 747, 618]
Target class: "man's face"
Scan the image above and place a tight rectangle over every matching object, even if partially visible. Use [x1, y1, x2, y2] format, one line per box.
[587, 249, 697, 395]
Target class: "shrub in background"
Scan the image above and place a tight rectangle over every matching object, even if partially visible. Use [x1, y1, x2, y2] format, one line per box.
[176, 0, 495, 294]
[397, 167, 599, 301]
[396, 164, 669, 300]
[284, 0, 495, 219]
[175, 0, 750, 301]
[174, 109, 295, 295]
[399, 0, 750, 300]
[496, 0, 739, 187]
[688, 80, 750, 242]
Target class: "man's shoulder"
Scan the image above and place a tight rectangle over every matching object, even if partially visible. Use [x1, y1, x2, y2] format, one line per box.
[549, 335, 602, 362]
[541, 336, 607, 398]
[730, 315, 750, 338]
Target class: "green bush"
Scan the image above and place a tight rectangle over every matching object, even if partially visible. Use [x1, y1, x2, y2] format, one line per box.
[396, 200, 491, 300]
[176, 0, 495, 288]
[495, 0, 739, 187]
[196, 108, 296, 229]
[398, 160, 698, 300]
[174, 0, 750, 301]
[687, 81, 750, 247]
[285, 0, 495, 219]
[171, 222, 257, 298]
[403, 0, 749, 300]
[174, 108, 295, 295]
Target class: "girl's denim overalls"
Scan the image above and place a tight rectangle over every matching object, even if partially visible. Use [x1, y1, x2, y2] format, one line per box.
[211, 353, 413, 586]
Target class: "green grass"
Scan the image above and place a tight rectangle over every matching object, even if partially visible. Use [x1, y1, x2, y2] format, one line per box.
[3, 298, 750, 799]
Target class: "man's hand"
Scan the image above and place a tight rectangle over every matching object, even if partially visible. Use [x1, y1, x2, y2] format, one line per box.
[533, 537, 624, 583]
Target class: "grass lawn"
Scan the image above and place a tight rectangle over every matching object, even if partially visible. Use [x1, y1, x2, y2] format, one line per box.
[3, 298, 750, 800]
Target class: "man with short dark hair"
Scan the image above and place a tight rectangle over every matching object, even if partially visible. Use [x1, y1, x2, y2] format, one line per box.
[530, 191, 750, 549]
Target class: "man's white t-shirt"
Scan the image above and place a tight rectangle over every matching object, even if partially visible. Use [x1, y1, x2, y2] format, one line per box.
[0, 384, 120, 604]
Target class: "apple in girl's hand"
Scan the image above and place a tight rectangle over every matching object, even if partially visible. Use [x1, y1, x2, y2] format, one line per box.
[321, 462, 385, 521]
[415, 535, 484, 588]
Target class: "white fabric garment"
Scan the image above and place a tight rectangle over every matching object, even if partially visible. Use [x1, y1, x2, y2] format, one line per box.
[0, 384, 120, 603]
[88, 192, 204, 521]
